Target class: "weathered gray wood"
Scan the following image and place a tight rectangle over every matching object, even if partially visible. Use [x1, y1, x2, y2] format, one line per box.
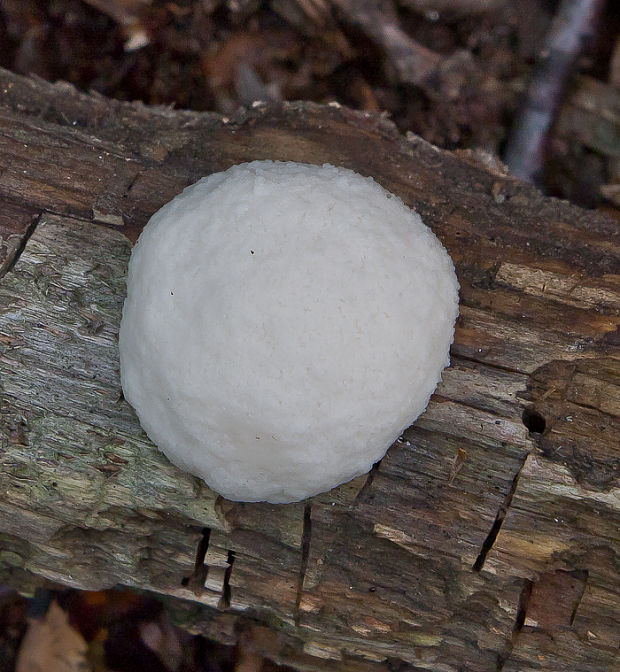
[0, 68, 618, 671]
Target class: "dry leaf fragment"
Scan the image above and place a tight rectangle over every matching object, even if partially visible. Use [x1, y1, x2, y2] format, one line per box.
[16, 600, 91, 672]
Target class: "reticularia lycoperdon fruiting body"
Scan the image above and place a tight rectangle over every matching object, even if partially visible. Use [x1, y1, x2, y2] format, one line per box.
[119, 161, 459, 503]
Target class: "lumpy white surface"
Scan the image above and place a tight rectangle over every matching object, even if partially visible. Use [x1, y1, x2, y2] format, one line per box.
[119, 161, 459, 503]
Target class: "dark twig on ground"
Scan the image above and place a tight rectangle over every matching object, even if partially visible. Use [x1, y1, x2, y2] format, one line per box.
[330, 0, 473, 101]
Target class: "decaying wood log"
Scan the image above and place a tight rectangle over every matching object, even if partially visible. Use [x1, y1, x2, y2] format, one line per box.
[0, 68, 618, 671]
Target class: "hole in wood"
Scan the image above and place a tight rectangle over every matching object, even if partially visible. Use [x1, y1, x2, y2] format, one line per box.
[294, 503, 313, 626]
[219, 550, 236, 609]
[522, 408, 546, 433]
[181, 527, 211, 589]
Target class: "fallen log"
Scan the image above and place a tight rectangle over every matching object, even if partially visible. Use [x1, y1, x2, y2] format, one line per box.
[0, 68, 618, 671]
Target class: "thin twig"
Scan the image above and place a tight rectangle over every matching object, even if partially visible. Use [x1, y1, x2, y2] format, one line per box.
[503, 0, 606, 184]
[331, 0, 443, 94]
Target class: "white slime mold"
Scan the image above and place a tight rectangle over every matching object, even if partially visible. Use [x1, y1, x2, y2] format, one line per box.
[119, 161, 459, 503]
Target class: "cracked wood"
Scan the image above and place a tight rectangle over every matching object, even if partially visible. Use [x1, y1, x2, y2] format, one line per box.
[0, 68, 618, 672]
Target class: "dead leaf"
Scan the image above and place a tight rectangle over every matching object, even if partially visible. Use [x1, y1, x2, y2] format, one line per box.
[86, 628, 109, 672]
[16, 600, 91, 672]
[139, 617, 183, 671]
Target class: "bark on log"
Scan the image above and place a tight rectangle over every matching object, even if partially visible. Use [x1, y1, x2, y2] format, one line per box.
[0, 68, 618, 671]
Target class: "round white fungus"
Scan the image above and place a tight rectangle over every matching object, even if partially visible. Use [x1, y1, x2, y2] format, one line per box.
[119, 161, 459, 504]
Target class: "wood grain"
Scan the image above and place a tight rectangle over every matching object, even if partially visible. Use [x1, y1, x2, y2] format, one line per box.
[0, 68, 618, 671]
